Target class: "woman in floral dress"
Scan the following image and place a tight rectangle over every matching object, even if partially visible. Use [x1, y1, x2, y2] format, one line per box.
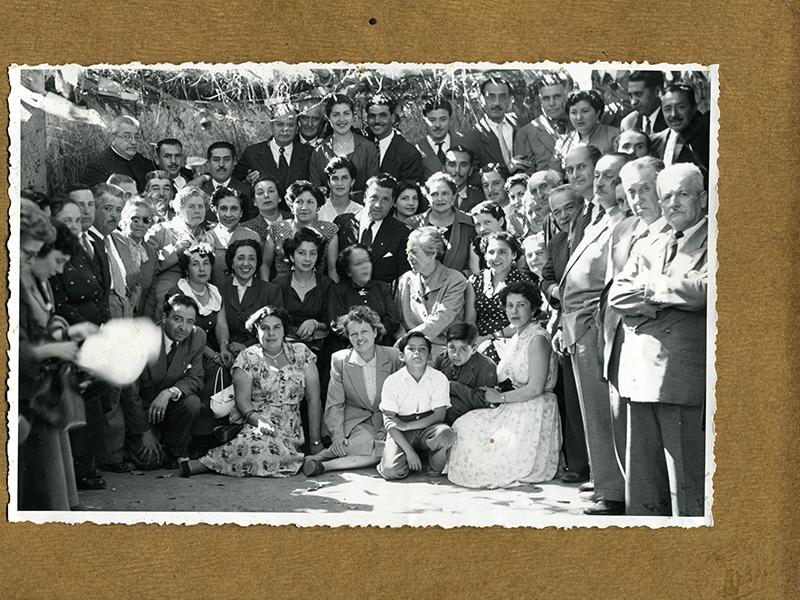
[181, 305, 323, 478]
[447, 280, 561, 489]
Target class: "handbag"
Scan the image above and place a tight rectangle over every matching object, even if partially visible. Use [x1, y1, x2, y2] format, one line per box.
[212, 410, 255, 444]
[209, 367, 235, 418]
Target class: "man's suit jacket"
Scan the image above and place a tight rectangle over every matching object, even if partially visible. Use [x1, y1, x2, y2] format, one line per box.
[559, 216, 614, 348]
[200, 177, 255, 221]
[324, 345, 403, 440]
[513, 115, 568, 174]
[456, 185, 486, 214]
[609, 220, 708, 406]
[460, 113, 524, 172]
[539, 230, 570, 308]
[334, 213, 411, 284]
[234, 138, 312, 194]
[620, 109, 668, 134]
[415, 134, 463, 181]
[380, 133, 424, 183]
[81, 147, 154, 192]
[220, 277, 284, 347]
[126, 327, 207, 436]
[650, 112, 711, 176]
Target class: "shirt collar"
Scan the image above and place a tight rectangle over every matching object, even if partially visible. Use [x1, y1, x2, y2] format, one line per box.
[675, 216, 706, 239]
[233, 277, 253, 290]
[427, 133, 450, 151]
[481, 114, 510, 133]
[214, 177, 232, 188]
[88, 226, 104, 239]
[270, 138, 293, 154]
[348, 350, 377, 367]
[378, 131, 395, 153]
[647, 215, 668, 234]
[648, 106, 661, 123]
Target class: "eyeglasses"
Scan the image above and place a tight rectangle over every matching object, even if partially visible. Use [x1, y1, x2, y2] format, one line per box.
[115, 133, 143, 142]
[130, 216, 153, 224]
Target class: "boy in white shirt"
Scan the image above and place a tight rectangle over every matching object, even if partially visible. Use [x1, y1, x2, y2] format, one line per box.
[378, 332, 455, 479]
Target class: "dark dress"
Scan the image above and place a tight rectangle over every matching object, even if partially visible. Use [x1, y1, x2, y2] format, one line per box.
[328, 279, 401, 345]
[273, 272, 334, 343]
[220, 277, 285, 348]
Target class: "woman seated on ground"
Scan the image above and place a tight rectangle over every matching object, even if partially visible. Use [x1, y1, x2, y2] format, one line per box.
[262, 180, 339, 282]
[241, 176, 290, 244]
[114, 197, 158, 317]
[145, 186, 212, 321]
[468, 200, 507, 273]
[407, 172, 476, 275]
[393, 180, 427, 226]
[220, 239, 283, 355]
[181, 306, 323, 478]
[272, 228, 333, 353]
[206, 187, 260, 288]
[317, 156, 364, 221]
[447, 280, 561, 489]
[328, 244, 400, 346]
[465, 232, 532, 363]
[302, 306, 402, 476]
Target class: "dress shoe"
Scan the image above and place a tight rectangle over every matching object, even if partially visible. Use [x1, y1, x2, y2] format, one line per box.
[76, 476, 107, 491]
[579, 492, 598, 503]
[302, 458, 325, 477]
[101, 461, 136, 473]
[560, 471, 589, 484]
[583, 500, 625, 516]
[579, 481, 594, 493]
[162, 457, 179, 470]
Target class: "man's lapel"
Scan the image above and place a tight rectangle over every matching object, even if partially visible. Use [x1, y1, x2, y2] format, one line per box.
[561, 218, 610, 285]
[666, 221, 708, 277]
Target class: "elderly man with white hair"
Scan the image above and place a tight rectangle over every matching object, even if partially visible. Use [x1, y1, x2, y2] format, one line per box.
[82, 115, 154, 192]
[609, 162, 709, 517]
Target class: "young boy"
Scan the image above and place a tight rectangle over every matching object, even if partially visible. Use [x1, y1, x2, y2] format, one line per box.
[434, 323, 499, 426]
[378, 332, 455, 479]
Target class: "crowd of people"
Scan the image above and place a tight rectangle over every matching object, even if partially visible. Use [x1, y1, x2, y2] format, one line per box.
[17, 69, 710, 517]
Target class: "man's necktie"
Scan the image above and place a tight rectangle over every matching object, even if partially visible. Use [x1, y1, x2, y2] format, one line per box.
[496, 124, 512, 168]
[435, 142, 446, 164]
[82, 233, 95, 259]
[663, 231, 684, 271]
[104, 236, 126, 296]
[643, 115, 652, 136]
[569, 206, 592, 251]
[592, 205, 606, 225]
[165, 341, 178, 365]
[628, 227, 650, 254]
[278, 147, 289, 183]
[360, 221, 375, 248]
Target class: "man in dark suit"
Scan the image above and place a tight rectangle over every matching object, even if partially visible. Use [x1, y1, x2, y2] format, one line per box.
[415, 98, 462, 181]
[620, 71, 667, 135]
[198, 141, 254, 221]
[514, 73, 572, 174]
[154, 138, 194, 192]
[298, 97, 326, 148]
[234, 104, 312, 197]
[444, 146, 485, 213]
[81, 116, 154, 192]
[540, 184, 589, 483]
[334, 174, 410, 284]
[615, 129, 651, 159]
[125, 293, 206, 469]
[609, 163, 708, 516]
[461, 76, 529, 175]
[650, 83, 710, 177]
[365, 93, 423, 184]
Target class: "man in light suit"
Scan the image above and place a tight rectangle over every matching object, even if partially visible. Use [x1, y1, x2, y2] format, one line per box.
[334, 174, 411, 284]
[555, 153, 629, 515]
[610, 163, 708, 517]
[514, 73, 572, 174]
[620, 71, 667, 135]
[600, 157, 671, 487]
[461, 76, 529, 175]
[235, 104, 312, 197]
[197, 141, 254, 221]
[366, 93, 424, 183]
[416, 98, 462, 181]
[125, 293, 206, 470]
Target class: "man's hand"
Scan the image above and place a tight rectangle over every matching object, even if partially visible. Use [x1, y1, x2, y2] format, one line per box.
[331, 438, 348, 457]
[245, 170, 261, 185]
[552, 329, 566, 357]
[405, 447, 422, 472]
[148, 390, 172, 424]
[67, 322, 99, 342]
[139, 429, 163, 463]
[508, 156, 533, 173]
[37, 341, 80, 362]
[187, 174, 211, 188]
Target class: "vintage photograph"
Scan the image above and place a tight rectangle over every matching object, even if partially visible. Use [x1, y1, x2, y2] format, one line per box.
[7, 61, 718, 527]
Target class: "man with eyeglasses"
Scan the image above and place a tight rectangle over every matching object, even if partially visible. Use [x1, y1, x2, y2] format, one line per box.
[82, 115, 153, 192]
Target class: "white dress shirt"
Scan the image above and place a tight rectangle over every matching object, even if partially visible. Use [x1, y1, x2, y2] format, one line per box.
[270, 139, 293, 166]
[233, 277, 253, 302]
[379, 366, 450, 416]
[348, 350, 378, 404]
[377, 131, 395, 164]
[357, 210, 383, 242]
[427, 133, 451, 156]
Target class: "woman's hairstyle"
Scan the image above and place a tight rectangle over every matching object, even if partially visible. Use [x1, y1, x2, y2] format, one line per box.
[565, 89, 605, 118]
[444, 322, 478, 345]
[480, 230, 522, 259]
[480, 162, 510, 181]
[504, 173, 530, 193]
[335, 243, 372, 281]
[50, 196, 80, 219]
[38, 219, 81, 258]
[21, 188, 51, 213]
[171, 185, 209, 215]
[245, 305, 292, 334]
[21, 198, 56, 243]
[210, 186, 243, 209]
[498, 280, 543, 313]
[286, 179, 326, 209]
[396, 179, 428, 214]
[163, 292, 200, 319]
[336, 305, 386, 339]
[324, 93, 355, 118]
[323, 155, 357, 184]
[283, 227, 325, 268]
[424, 171, 459, 196]
[408, 226, 446, 261]
[224, 238, 263, 274]
[178, 242, 216, 277]
[254, 176, 290, 213]
[145, 169, 171, 185]
[120, 196, 154, 229]
[470, 200, 507, 224]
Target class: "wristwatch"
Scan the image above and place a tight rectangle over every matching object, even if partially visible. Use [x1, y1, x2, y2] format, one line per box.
[169, 387, 181, 401]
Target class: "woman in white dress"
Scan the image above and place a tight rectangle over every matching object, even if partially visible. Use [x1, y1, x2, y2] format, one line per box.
[447, 280, 561, 489]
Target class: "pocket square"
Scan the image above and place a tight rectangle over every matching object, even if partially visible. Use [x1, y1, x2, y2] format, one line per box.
[382, 251, 393, 258]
